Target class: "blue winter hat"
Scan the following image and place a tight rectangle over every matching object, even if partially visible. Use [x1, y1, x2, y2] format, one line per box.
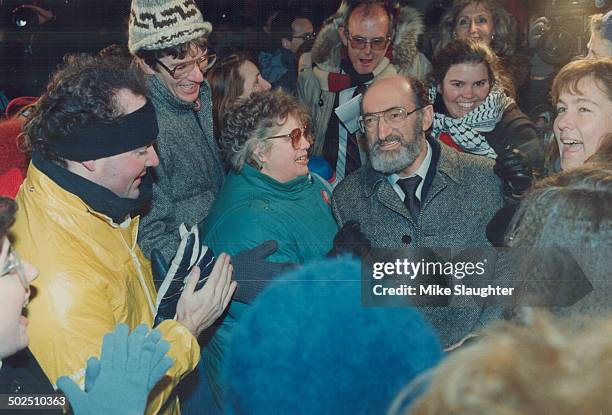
[223, 256, 444, 415]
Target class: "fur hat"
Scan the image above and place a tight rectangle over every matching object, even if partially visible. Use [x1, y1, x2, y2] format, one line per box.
[128, 0, 212, 54]
[311, 0, 424, 76]
[223, 256, 443, 414]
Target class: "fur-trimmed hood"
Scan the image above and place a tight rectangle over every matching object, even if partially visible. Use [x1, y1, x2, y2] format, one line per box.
[311, 1, 425, 73]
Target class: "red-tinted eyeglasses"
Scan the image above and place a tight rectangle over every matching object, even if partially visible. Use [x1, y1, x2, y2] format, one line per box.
[264, 125, 314, 149]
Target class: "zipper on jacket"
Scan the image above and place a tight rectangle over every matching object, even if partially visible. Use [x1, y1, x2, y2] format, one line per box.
[120, 235, 155, 315]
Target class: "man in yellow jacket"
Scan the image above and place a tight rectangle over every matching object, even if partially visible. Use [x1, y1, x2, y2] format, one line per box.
[12, 54, 235, 415]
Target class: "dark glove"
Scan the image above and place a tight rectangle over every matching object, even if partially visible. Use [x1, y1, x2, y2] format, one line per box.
[327, 220, 372, 258]
[494, 145, 533, 202]
[154, 224, 216, 326]
[231, 240, 296, 303]
[151, 249, 169, 289]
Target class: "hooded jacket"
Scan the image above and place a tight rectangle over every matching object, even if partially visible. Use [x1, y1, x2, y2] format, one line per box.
[12, 163, 200, 415]
[298, 1, 431, 156]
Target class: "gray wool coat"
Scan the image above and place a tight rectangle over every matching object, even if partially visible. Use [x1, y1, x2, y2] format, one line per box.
[332, 141, 506, 347]
[138, 76, 225, 264]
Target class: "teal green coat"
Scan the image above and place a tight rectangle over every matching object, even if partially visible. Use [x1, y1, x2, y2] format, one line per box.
[200, 165, 338, 405]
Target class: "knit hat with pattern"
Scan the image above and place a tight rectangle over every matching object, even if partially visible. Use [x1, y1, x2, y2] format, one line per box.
[128, 0, 212, 54]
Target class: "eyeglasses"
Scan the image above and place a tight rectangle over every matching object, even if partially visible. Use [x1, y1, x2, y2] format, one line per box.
[345, 31, 391, 50]
[156, 53, 217, 79]
[1, 246, 29, 297]
[359, 107, 423, 132]
[293, 32, 316, 41]
[265, 125, 313, 149]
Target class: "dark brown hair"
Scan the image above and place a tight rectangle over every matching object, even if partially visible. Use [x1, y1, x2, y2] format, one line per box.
[22, 54, 147, 165]
[550, 58, 612, 106]
[135, 35, 209, 73]
[207, 53, 251, 138]
[0, 197, 17, 241]
[432, 38, 515, 98]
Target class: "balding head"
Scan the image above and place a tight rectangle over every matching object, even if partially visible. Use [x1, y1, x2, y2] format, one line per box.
[347, 2, 392, 31]
[339, 2, 393, 75]
[362, 75, 430, 116]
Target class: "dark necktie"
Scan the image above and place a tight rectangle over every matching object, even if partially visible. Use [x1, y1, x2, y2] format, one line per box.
[397, 176, 422, 222]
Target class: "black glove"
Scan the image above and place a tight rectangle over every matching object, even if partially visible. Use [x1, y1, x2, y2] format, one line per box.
[494, 145, 533, 202]
[327, 220, 372, 258]
[231, 240, 296, 303]
[151, 249, 169, 290]
[153, 224, 215, 326]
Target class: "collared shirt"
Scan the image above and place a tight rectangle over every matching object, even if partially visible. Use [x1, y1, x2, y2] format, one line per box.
[387, 141, 433, 202]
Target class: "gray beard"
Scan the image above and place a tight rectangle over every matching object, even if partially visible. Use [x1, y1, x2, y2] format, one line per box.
[368, 133, 425, 174]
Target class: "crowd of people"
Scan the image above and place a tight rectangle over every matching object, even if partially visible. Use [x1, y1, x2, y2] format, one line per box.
[0, 0, 611, 414]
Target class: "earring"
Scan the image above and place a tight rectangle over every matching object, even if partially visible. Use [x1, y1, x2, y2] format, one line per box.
[250, 155, 263, 170]
[491, 33, 495, 41]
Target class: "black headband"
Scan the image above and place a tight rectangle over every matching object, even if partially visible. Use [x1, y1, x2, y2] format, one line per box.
[49, 99, 159, 161]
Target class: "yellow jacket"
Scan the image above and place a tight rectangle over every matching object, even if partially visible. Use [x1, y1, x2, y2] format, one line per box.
[12, 162, 200, 414]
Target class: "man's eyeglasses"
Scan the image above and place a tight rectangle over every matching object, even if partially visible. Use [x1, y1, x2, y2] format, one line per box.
[265, 125, 314, 149]
[1, 246, 29, 297]
[156, 53, 217, 79]
[345, 31, 391, 50]
[293, 32, 316, 41]
[359, 107, 424, 132]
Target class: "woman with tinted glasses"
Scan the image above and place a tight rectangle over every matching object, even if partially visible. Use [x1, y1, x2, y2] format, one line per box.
[198, 89, 338, 409]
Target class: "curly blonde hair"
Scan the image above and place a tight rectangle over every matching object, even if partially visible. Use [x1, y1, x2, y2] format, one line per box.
[393, 311, 612, 415]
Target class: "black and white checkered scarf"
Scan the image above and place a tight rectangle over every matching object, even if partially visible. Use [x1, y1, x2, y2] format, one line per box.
[428, 85, 515, 159]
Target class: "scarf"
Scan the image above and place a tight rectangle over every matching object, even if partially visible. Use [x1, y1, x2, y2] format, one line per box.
[32, 152, 153, 224]
[428, 85, 515, 159]
[313, 47, 394, 92]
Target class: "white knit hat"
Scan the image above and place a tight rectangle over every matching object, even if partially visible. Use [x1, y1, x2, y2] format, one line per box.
[128, 0, 213, 54]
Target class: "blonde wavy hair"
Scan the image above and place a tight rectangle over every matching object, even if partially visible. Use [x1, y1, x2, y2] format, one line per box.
[391, 311, 612, 415]
[436, 0, 517, 57]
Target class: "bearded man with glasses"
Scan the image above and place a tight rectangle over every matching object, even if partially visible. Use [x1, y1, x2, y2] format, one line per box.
[297, 0, 432, 184]
[332, 75, 505, 348]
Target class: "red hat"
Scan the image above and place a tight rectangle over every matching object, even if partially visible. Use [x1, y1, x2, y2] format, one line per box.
[5, 96, 38, 118]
